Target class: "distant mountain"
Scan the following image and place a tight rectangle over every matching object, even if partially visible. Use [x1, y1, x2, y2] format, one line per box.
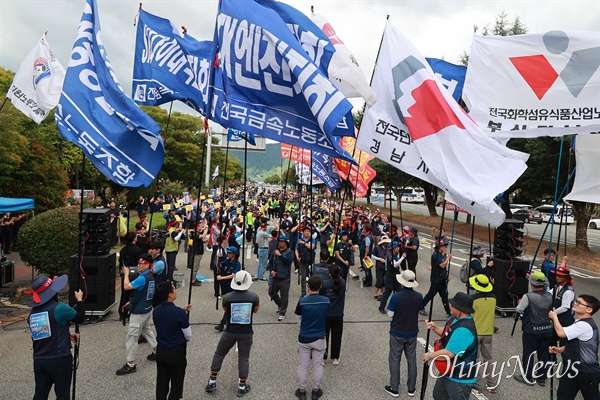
[229, 142, 283, 179]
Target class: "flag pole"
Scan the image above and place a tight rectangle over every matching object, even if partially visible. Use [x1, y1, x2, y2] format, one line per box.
[72, 150, 86, 400]
[242, 137, 248, 271]
[420, 199, 447, 400]
[0, 98, 8, 113]
[186, 118, 208, 312]
[466, 215, 475, 292]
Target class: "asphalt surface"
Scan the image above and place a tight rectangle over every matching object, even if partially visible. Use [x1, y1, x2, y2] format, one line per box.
[1, 237, 598, 400]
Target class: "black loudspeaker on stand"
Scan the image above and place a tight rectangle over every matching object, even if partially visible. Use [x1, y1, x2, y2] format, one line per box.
[81, 208, 113, 256]
[69, 252, 117, 316]
[492, 219, 527, 315]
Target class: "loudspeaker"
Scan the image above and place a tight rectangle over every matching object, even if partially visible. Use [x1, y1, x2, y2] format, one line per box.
[82, 208, 113, 223]
[69, 281, 116, 314]
[84, 242, 112, 256]
[494, 219, 524, 260]
[1, 260, 15, 286]
[492, 258, 529, 309]
[70, 253, 117, 287]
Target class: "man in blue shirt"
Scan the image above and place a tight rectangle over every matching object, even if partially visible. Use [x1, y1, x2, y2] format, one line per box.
[117, 254, 158, 375]
[422, 292, 479, 400]
[294, 275, 330, 400]
[386, 270, 422, 397]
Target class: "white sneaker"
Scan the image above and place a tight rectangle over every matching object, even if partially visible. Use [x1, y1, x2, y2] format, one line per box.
[278, 315, 285, 321]
[332, 359, 339, 366]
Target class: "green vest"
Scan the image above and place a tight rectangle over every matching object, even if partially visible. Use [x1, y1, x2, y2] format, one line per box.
[165, 227, 179, 252]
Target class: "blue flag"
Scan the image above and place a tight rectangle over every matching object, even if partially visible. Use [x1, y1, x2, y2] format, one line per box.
[257, 0, 354, 137]
[132, 9, 212, 115]
[55, 0, 164, 187]
[425, 58, 467, 103]
[311, 151, 341, 192]
[227, 128, 256, 146]
[210, 0, 356, 162]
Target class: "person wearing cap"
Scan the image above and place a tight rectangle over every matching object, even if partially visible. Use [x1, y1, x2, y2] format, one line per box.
[404, 227, 420, 280]
[541, 248, 558, 287]
[296, 225, 317, 297]
[549, 294, 600, 399]
[294, 275, 330, 400]
[548, 257, 576, 344]
[385, 270, 422, 398]
[215, 246, 242, 332]
[513, 271, 553, 386]
[422, 292, 479, 399]
[334, 230, 355, 282]
[469, 274, 498, 394]
[379, 242, 406, 314]
[26, 275, 85, 399]
[371, 235, 391, 301]
[117, 253, 158, 375]
[419, 239, 451, 317]
[269, 234, 295, 321]
[152, 281, 192, 400]
[206, 271, 259, 398]
[466, 245, 493, 295]
[165, 219, 185, 282]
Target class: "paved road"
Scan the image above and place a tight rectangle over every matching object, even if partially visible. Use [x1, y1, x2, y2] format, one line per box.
[1, 241, 597, 400]
[371, 200, 600, 252]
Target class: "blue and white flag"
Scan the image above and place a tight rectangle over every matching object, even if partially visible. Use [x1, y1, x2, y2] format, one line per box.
[227, 128, 256, 146]
[56, 0, 164, 187]
[210, 0, 355, 162]
[132, 9, 212, 115]
[425, 58, 467, 103]
[311, 151, 341, 192]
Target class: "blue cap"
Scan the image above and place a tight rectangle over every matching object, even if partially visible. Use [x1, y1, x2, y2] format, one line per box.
[278, 234, 288, 242]
[226, 246, 239, 255]
[392, 241, 400, 248]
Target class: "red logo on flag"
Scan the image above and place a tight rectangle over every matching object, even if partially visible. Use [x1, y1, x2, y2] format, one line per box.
[509, 55, 559, 100]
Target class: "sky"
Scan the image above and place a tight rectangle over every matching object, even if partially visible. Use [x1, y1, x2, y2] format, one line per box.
[1, 0, 599, 125]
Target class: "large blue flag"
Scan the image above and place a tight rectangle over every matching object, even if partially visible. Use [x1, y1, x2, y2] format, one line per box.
[210, 0, 356, 162]
[425, 58, 467, 103]
[55, 0, 164, 187]
[227, 128, 256, 146]
[132, 9, 212, 115]
[311, 151, 341, 192]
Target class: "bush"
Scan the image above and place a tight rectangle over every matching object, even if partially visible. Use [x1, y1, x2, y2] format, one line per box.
[18, 207, 80, 276]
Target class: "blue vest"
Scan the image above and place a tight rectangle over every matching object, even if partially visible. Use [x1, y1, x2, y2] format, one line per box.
[390, 289, 422, 337]
[522, 290, 553, 334]
[440, 317, 479, 381]
[153, 253, 167, 286]
[29, 301, 71, 359]
[563, 318, 600, 373]
[130, 271, 155, 315]
[554, 284, 575, 327]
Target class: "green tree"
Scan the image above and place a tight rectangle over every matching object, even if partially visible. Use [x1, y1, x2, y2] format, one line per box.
[18, 207, 79, 276]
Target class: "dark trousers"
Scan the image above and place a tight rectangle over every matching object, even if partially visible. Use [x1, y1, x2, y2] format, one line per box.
[269, 278, 290, 315]
[33, 354, 72, 400]
[325, 318, 344, 360]
[156, 344, 187, 400]
[522, 332, 552, 382]
[299, 262, 310, 296]
[421, 281, 450, 314]
[557, 368, 600, 400]
[165, 251, 177, 281]
[210, 332, 253, 380]
[380, 275, 401, 310]
[406, 256, 418, 280]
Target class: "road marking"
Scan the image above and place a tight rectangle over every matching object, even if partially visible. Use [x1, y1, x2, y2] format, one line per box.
[416, 337, 489, 400]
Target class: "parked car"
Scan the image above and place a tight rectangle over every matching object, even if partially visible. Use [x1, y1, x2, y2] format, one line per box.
[535, 204, 575, 224]
[589, 218, 600, 230]
[512, 208, 543, 224]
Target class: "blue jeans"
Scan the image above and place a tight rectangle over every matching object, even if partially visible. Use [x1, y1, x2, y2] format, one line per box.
[257, 248, 268, 279]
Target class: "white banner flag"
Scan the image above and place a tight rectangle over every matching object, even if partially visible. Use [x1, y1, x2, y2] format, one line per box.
[212, 165, 220, 179]
[7, 34, 65, 123]
[356, 21, 529, 226]
[311, 13, 377, 108]
[295, 162, 323, 185]
[463, 31, 600, 138]
[564, 134, 600, 204]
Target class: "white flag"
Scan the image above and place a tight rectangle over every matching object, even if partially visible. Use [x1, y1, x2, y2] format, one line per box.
[564, 134, 600, 204]
[311, 13, 377, 108]
[356, 21, 529, 227]
[212, 166, 219, 179]
[463, 31, 600, 138]
[7, 34, 65, 123]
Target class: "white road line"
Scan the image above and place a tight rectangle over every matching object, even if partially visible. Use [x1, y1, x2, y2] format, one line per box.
[416, 337, 489, 400]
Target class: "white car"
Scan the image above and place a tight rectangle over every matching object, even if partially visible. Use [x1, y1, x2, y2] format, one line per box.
[589, 218, 600, 230]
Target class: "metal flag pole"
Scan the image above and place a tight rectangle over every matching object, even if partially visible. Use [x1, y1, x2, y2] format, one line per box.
[466, 216, 476, 292]
[242, 137, 248, 270]
[0, 98, 8, 113]
[187, 120, 208, 312]
[72, 150, 86, 400]
[419, 200, 447, 400]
